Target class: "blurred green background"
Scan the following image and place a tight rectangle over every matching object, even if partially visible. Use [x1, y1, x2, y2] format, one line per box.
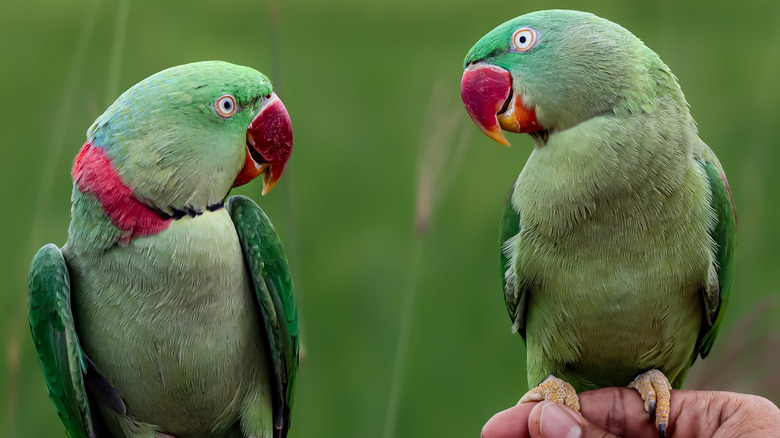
[2, 0, 779, 436]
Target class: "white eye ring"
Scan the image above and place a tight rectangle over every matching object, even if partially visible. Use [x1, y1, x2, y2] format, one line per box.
[511, 28, 538, 52]
[215, 94, 237, 118]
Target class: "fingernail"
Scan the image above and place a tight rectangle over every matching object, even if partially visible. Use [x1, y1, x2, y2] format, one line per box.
[539, 402, 582, 438]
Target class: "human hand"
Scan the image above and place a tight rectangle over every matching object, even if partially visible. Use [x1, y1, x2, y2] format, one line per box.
[481, 387, 780, 438]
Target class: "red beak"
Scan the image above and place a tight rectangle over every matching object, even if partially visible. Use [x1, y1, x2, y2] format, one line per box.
[234, 93, 293, 195]
[461, 63, 540, 146]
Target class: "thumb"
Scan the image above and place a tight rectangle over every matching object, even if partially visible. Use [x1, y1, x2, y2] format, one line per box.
[529, 401, 618, 438]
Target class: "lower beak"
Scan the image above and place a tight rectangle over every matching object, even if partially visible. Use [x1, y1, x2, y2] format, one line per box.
[497, 93, 541, 136]
[234, 93, 293, 195]
[460, 63, 541, 146]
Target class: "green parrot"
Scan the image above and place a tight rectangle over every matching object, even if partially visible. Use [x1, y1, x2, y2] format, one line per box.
[460, 10, 736, 436]
[28, 61, 298, 438]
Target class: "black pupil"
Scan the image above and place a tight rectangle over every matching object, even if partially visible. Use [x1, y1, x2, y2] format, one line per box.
[519, 35, 527, 44]
[223, 100, 231, 110]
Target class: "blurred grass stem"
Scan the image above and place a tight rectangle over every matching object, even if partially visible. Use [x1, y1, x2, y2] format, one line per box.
[106, 0, 131, 107]
[383, 81, 470, 438]
[686, 298, 780, 401]
[382, 238, 423, 438]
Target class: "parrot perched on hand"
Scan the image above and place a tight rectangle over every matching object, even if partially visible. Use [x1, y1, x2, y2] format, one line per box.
[460, 10, 736, 437]
[28, 61, 298, 438]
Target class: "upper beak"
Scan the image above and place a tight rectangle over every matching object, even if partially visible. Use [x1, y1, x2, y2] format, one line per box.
[234, 92, 293, 195]
[460, 63, 540, 146]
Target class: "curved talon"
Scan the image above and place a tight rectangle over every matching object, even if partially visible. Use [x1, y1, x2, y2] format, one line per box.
[629, 369, 671, 437]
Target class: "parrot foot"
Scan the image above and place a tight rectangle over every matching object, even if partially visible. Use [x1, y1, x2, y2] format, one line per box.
[628, 369, 671, 438]
[518, 375, 580, 413]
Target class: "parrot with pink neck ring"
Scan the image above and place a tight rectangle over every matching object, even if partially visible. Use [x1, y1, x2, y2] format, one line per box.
[29, 61, 298, 438]
[460, 10, 736, 437]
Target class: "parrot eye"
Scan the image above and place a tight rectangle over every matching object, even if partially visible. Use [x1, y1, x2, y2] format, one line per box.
[511, 27, 538, 53]
[215, 94, 237, 118]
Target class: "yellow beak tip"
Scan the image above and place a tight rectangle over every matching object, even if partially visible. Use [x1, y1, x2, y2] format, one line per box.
[484, 129, 511, 147]
[261, 173, 278, 196]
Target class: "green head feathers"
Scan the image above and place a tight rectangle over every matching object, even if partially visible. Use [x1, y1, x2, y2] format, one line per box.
[85, 61, 290, 216]
[462, 10, 685, 136]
